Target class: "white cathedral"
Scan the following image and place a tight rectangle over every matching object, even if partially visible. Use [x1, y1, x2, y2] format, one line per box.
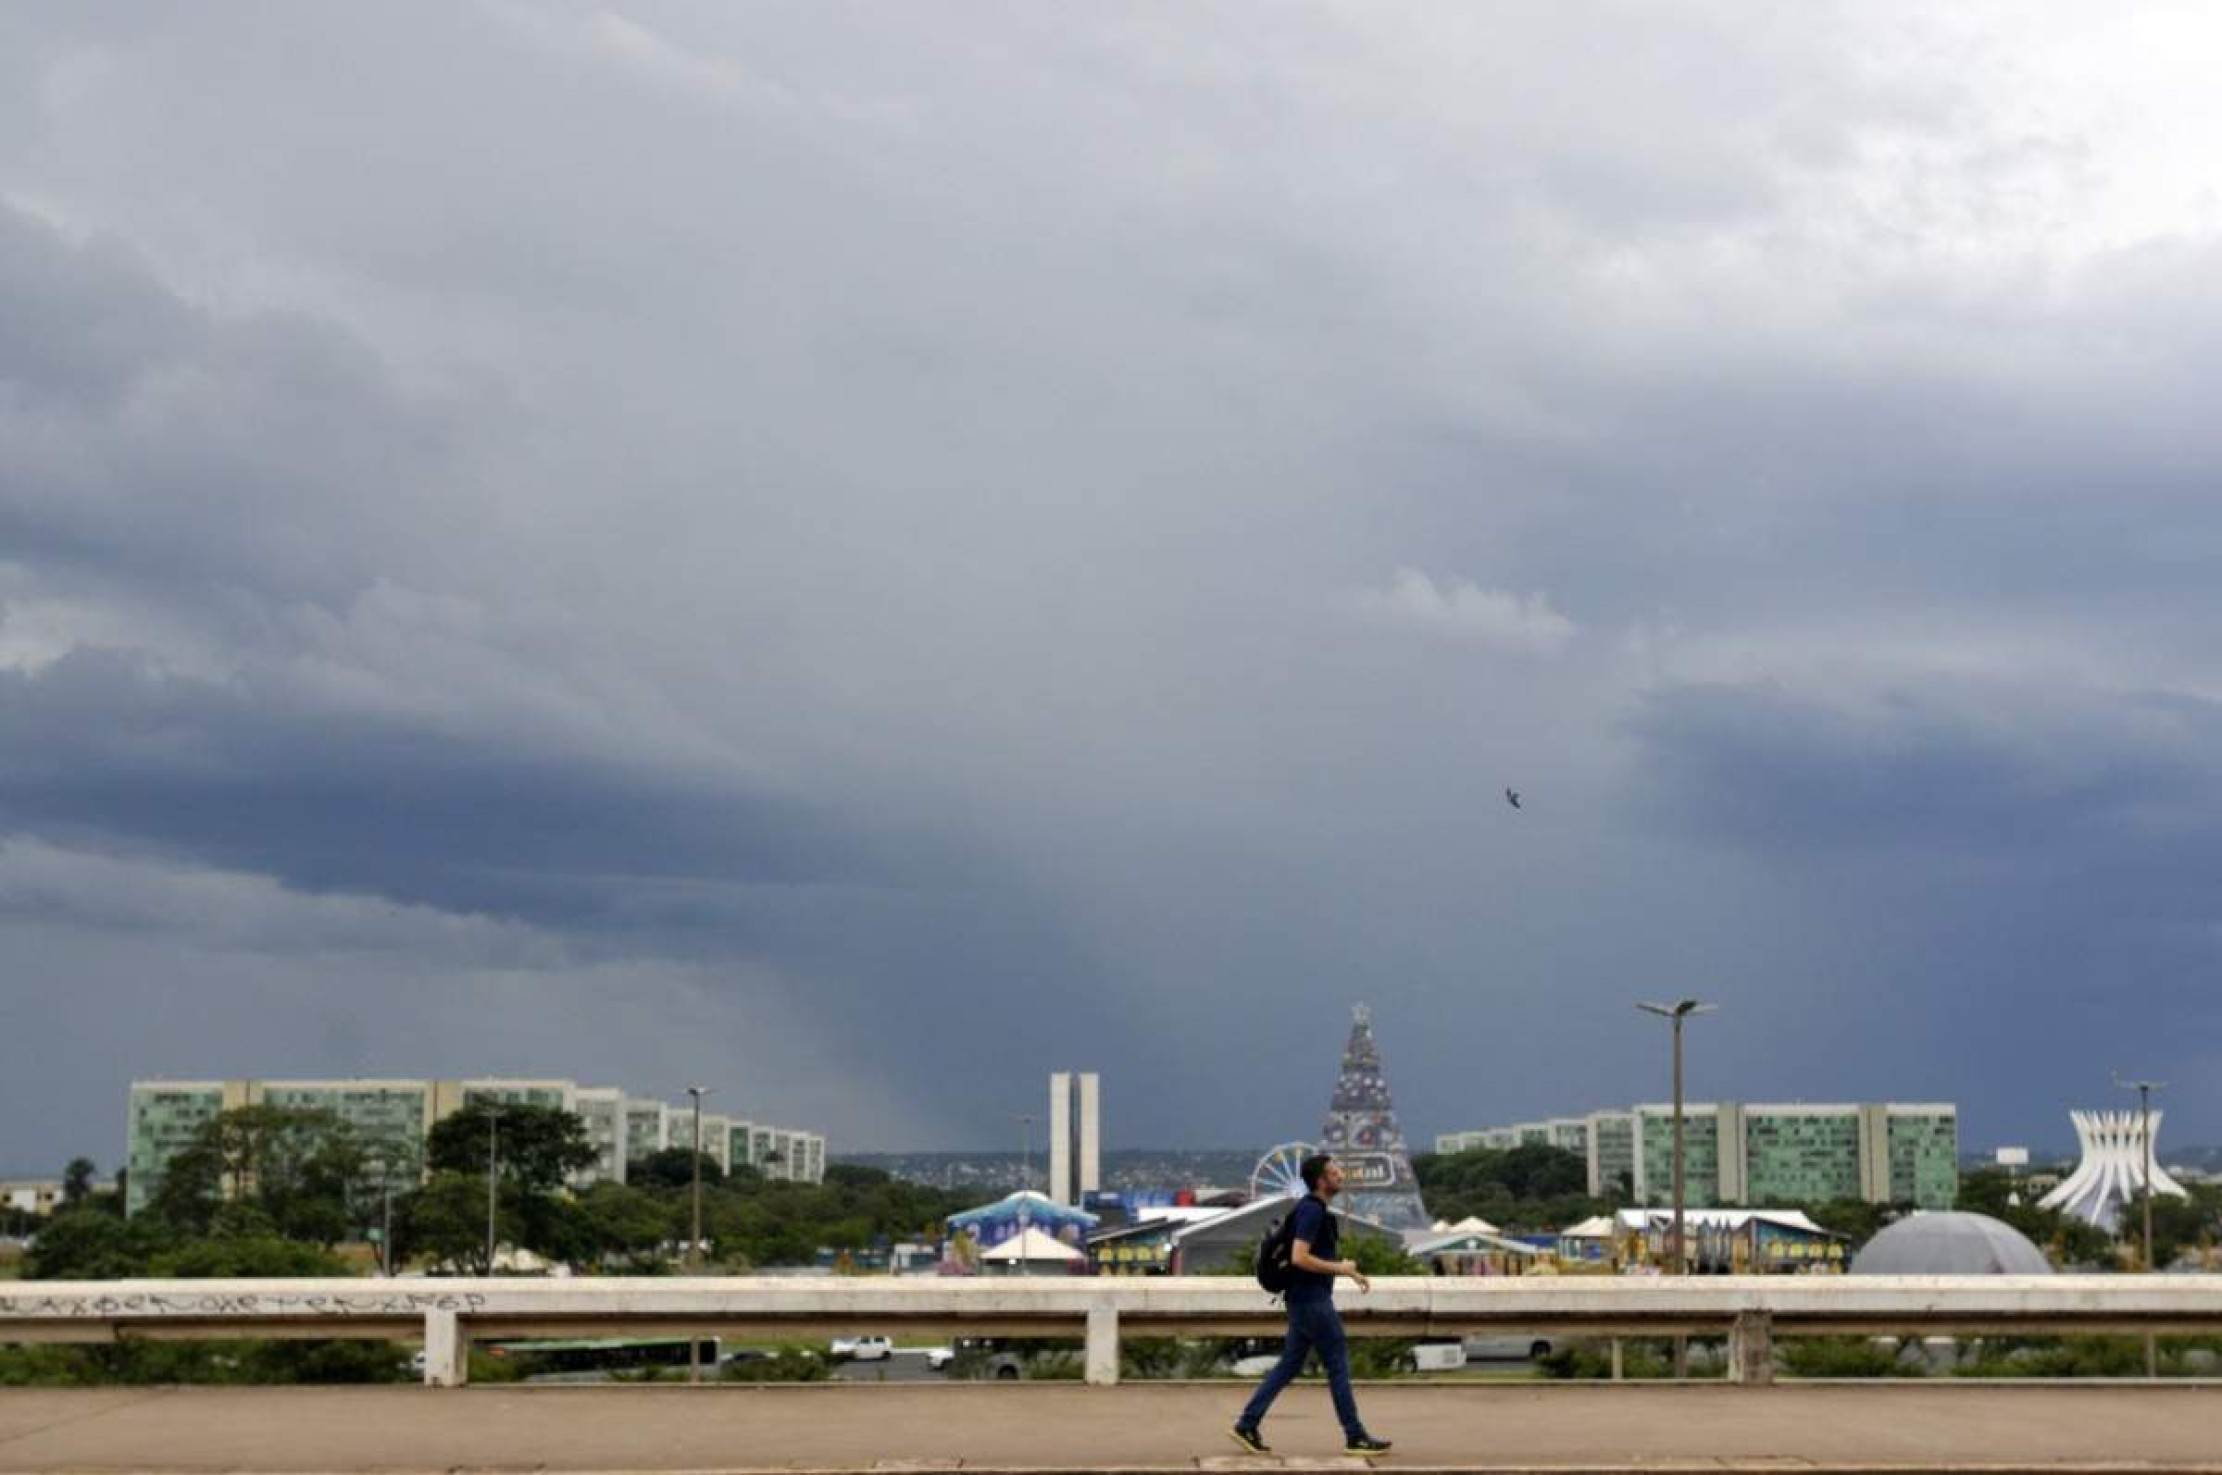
[2037, 1109, 2191, 1231]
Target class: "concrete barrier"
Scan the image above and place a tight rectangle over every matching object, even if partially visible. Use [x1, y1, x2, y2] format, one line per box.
[7, 1275, 2222, 1386]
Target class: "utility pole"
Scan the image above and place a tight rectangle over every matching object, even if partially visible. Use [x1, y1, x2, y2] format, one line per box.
[2114, 1073, 2165, 1378]
[686, 1085, 714, 1269]
[687, 1084, 714, 1385]
[1638, 998, 1714, 1381]
[379, 1156, 393, 1277]
[1015, 1112, 1035, 1270]
[483, 1104, 502, 1275]
[2112, 1074, 2165, 1271]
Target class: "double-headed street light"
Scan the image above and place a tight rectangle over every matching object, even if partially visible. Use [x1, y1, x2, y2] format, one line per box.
[1636, 999, 1715, 1277]
[2111, 1072, 2165, 1274]
[483, 1103, 503, 1274]
[686, 1084, 715, 1386]
[686, 1085, 715, 1270]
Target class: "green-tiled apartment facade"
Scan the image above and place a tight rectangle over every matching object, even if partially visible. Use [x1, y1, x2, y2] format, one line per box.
[1442, 1101, 1958, 1209]
[1744, 1107, 1864, 1203]
[1589, 1112, 1635, 1197]
[1637, 1107, 1722, 1207]
[126, 1082, 234, 1216]
[623, 1099, 669, 1166]
[1888, 1110, 1959, 1207]
[125, 1077, 826, 1215]
[256, 1081, 429, 1169]
[460, 1080, 573, 1112]
[575, 1089, 625, 1185]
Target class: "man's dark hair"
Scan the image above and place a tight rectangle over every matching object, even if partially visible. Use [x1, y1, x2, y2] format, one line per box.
[1300, 1154, 1333, 1191]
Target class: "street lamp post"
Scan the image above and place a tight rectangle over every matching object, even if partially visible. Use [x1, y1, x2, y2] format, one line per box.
[686, 1085, 714, 1271]
[483, 1104, 502, 1275]
[686, 1084, 714, 1384]
[2113, 1074, 2164, 1271]
[1638, 998, 1714, 1381]
[2114, 1073, 2165, 1378]
[1015, 1113, 1035, 1273]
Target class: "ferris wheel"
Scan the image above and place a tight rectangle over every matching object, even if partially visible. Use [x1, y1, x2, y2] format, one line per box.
[1249, 1142, 1314, 1201]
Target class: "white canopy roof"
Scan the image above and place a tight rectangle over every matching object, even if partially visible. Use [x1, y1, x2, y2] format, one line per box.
[980, 1226, 1086, 1262]
[1407, 1226, 1544, 1257]
[1613, 1207, 1829, 1234]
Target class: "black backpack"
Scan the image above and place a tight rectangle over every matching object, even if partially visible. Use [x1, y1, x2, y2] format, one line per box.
[1254, 1210, 1297, 1294]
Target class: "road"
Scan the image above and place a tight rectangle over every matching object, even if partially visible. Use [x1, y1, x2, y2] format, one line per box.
[4, 1382, 2222, 1471]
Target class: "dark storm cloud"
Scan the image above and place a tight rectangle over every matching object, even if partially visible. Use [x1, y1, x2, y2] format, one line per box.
[6, 2, 2222, 1172]
[1625, 680, 2222, 860]
[0, 646, 886, 924]
[1619, 677, 2222, 1140]
[0, 202, 461, 602]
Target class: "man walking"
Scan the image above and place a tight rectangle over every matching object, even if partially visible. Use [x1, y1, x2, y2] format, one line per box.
[1231, 1154, 1392, 1457]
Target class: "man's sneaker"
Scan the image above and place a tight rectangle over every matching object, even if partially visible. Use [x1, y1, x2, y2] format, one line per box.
[1228, 1425, 1271, 1455]
[1345, 1434, 1393, 1456]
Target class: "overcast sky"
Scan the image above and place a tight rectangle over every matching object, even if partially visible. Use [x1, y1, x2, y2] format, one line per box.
[5, 2, 2221, 1176]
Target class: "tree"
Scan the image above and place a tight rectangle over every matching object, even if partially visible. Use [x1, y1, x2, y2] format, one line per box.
[23, 1211, 172, 1279]
[145, 1106, 368, 1246]
[393, 1172, 521, 1275]
[61, 1158, 97, 1208]
[630, 1147, 726, 1192]
[425, 1102, 597, 1194]
[1411, 1144, 1608, 1232]
[1801, 1198, 1894, 1250]
[148, 1234, 350, 1278]
[573, 1183, 679, 1271]
[2135, 1185, 2221, 1269]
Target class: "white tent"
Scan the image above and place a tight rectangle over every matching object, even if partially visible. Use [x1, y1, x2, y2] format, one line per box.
[980, 1226, 1086, 1268]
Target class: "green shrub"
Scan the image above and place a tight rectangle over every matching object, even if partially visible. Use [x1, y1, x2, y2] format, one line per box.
[1119, 1337, 1185, 1380]
[719, 1349, 829, 1382]
[0, 1339, 411, 1386]
[1779, 1336, 1908, 1379]
[1537, 1339, 1692, 1380]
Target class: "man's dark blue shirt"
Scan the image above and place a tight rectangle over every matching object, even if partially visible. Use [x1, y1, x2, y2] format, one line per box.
[1285, 1194, 1338, 1301]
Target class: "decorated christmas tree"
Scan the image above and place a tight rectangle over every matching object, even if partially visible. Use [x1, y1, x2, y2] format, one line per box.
[1315, 1003, 1430, 1231]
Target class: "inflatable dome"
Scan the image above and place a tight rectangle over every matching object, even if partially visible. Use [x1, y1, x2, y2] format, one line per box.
[1849, 1211, 2052, 1275]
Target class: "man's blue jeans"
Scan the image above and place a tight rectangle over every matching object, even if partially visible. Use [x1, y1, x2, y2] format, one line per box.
[1238, 1293, 1363, 1438]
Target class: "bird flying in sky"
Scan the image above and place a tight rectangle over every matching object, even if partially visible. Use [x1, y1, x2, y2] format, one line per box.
[1505, 788, 1521, 809]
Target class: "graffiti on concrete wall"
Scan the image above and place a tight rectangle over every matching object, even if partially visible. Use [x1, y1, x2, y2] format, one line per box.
[0, 1290, 487, 1319]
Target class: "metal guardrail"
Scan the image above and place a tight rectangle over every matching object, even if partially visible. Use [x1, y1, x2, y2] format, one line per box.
[6, 1275, 2222, 1386]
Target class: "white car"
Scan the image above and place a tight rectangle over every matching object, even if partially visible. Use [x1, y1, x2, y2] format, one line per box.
[1401, 1340, 1467, 1373]
[918, 1346, 957, 1370]
[1463, 1334, 1554, 1361]
[829, 1334, 892, 1361]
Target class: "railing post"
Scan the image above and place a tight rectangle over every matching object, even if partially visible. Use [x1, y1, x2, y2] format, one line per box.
[1610, 1338, 1624, 1381]
[1727, 1310, 1772, 1386]
[1085, 1305, 1119, 1386]
[424, 1306, 468, 1387]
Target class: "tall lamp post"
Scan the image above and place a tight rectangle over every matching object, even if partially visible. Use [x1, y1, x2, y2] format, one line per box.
[686, 1084, 714, 1384]
[1015, 1112, 1035, 1271]
[1636, 1000, 1715, 1272]
[2114, 1072, 2165, 1378]
[2112, 1073, 2164, 1272]
[483, 1104, 503, 1275]
[1637, 999, 1712, 1382]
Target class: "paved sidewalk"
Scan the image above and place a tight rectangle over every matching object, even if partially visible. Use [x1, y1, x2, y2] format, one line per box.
[4, 1383, 2222, 1472]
